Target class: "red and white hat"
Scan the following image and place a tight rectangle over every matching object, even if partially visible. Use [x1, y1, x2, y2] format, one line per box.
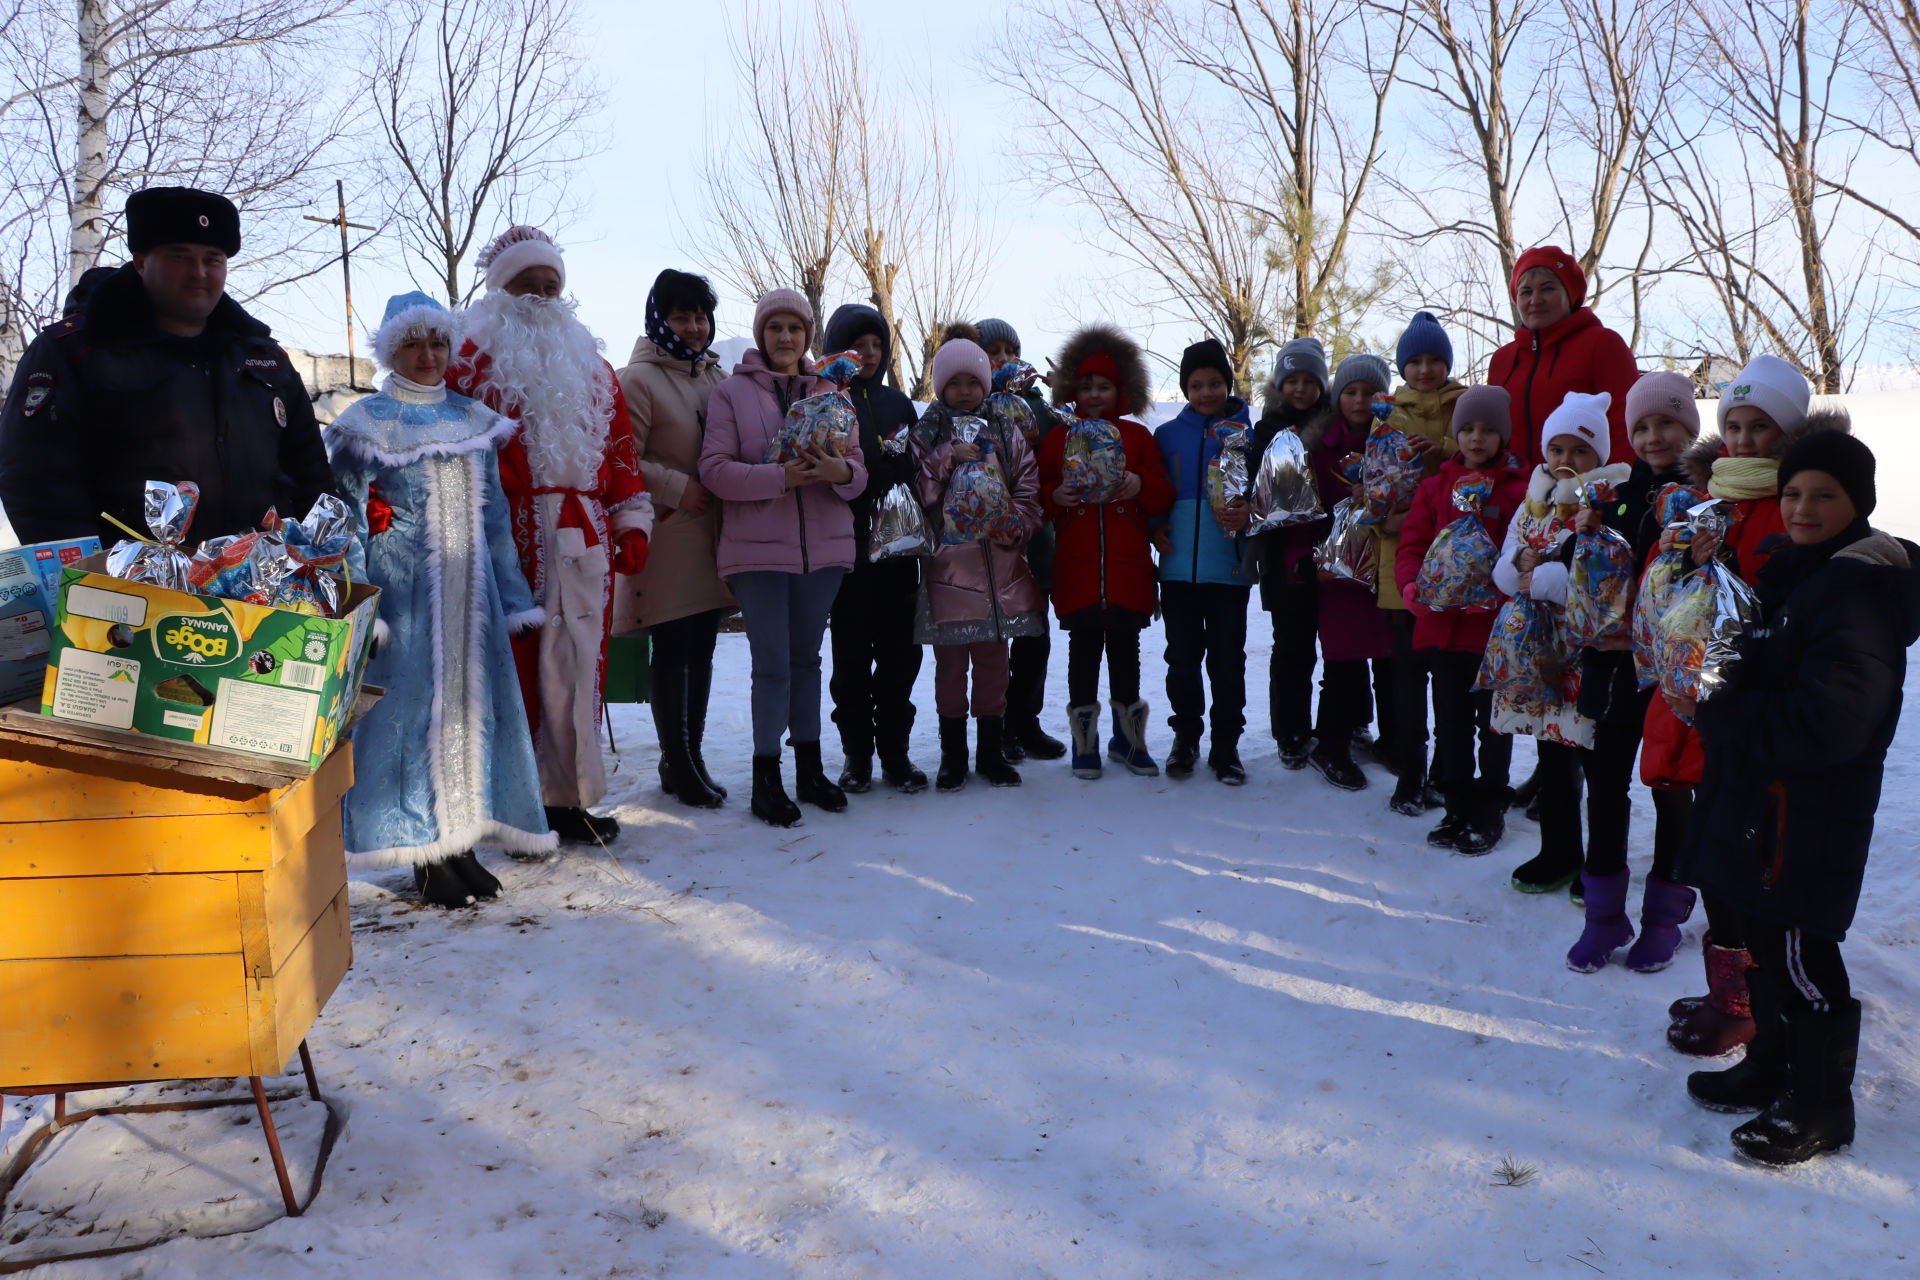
[1540, 391, 1612, 466]
[479, 225, 565, 293]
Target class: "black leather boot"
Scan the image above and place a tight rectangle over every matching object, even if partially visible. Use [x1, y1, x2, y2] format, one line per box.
[792, 741, 848, 812]
[750, 754, 802, 827]
[653, 668, 723, 808]
[936, 716, 969, 791]
[448, 850, 501, 900]
[415, 857, 477, 908]
[546, 805, 619, 845]
[975, 716, 1021, 786]
[686, 659, 727, 801]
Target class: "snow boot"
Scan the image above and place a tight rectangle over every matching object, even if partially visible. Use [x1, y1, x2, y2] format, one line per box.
[1013, 714, 1067, 761]
[750, 754, 803, 828]
[975, 716, 1021, 787]
[1166, 731, 1202, 780]
[1625, 876, 1697, 973]
[1669, 938, 1757, 1056]
[1426, 812, 1468, 850]
[1277, 734, 1311, 770]
[1510, 763, 1541, 811]
[448, 850, 501, 901]
[1352, 727, 1391, 770]
[1453, 785, 1506, 856]
[936, 716, 970, 791]
[836, 735, 874, 794]
[547, 805, 619, 845]
[685, 661, 727, 800]
[1670, 930, 1735, 1018]
[1731, 998, 1860, 1165]
[878, 735, 928, 794]
[1309, 739, 1367, 791]
[654, 675, 725, 809]
[792, 741, 847, 812]
[1510, 846, 1582, 895]
[1566, 869, 1635, 972]
[1388, 775, 1427, 816]
[415, 856, 477, 909]
[1208, 736, 1247, 786]
[1068, 704, 1102, 779]
[1107, 699, 1158, 776]
[1688, 966, 1786, 1112]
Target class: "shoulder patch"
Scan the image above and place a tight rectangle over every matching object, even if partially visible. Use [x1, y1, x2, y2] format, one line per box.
[45, 318, 80, 338]
[244, 357, 282, 370]
[21, 370, 53, 416]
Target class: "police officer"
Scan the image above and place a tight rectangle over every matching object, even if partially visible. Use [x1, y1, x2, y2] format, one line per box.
[0, 187, 334, 548]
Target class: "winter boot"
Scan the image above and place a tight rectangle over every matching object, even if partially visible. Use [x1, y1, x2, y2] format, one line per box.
[1002, 725, 1026, 764]
[1625, 877, 1697, 973]
[1388, 775, 1427, 817]
[1352, 727, 1391, 771]
[877, 735, 928, 794]
[1165, 730, 1202, 780]
[750, 754, 803, 828]
[1668, 939, 1757, 1056]
[685, 661, 727, 801]
[1277, 734, 1312, 771]
[415, 856, 477, 909]
[654, 672, 724, 809]
[1014, 715, 1067, 761]
[837, 734, 874, 794]
[1208, 735, 1247, 786]
[1107, 699, 1159, 776]
[1669, 930, 1728, 1018]
[1068, 704, 1102, 779]
[1453, 784, 1506, 857]
[975, 716, 1021, 787]
[1509, 845, 1582, 895]
[1426, 810, 1468, 850]
[793, 741, 848, 812]
[1566, 869, 1635, 972]
[448, 850, 502, 901]
[936, 716, 970, 792]
[1688, 965, 1786, 1112]
[1510, 763, 1541, 812]
[547, 805, 620, 845]
[1731, 998, 1860, 1165]
[1309, 738, 1367, 791]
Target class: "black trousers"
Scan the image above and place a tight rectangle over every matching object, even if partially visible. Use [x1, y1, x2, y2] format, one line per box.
[648, 607, 723, 743]
[828, 559, 922, 754]
[1427, 649, 1512, 800]
[1384, 611, 1430, 781]
[1161, 581, 1250, 742]
[1008, 630, 1052, 723]
[1314, 657, 1382, 744]
[1745, 915, 1850, 1015]
[1266, 579, 1318, 742]
[1536, 716, 1640, 872]
[1066, 608, 1144, 706]
[1651, 788, 1692, 883]
[1703, 892, 1747, 950]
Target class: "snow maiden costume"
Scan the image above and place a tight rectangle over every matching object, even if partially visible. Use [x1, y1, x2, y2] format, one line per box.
[329, 292, 555, 907]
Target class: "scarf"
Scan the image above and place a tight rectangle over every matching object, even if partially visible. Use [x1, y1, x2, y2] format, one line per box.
[645, 288, 711, 367]
[1709, 455, 1779, 502]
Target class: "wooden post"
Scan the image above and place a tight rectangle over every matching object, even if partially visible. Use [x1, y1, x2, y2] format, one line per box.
[303, 181, 376, 390]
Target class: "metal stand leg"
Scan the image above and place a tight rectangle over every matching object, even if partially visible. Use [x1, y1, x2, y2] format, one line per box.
[249, 1076, 301, 1218]
[297, 1040, 322, 1103]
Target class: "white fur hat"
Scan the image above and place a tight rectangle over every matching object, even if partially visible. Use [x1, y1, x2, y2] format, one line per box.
[373, 290, 454, 368]
[1718, 354, 1811, 435]
[1541, 390, 1612, 466]
[479, 224, 565, 293]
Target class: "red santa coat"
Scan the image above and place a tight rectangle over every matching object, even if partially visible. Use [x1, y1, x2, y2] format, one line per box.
[448, 340, 650, 807]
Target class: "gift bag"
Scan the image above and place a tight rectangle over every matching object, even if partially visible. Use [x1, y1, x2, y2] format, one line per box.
[1314, 497, 1376, 588]
[764, 350, 861, 464]
[870, 428, 934, 562]
[254, 495, 354, 615]
[1631, 484, 1709, 687]
[1411, 475, 1498, 610]
[1207, 422, 1251, 519]
[1058, 406, 1128, 503]
[1474, 595, 1567, 703]
[1655, 501, 1760, 705]
[941, 417, 1017, 544]
[988, 360, 1040, 445]
[1562, 483, 1637, 649]
[1358, 421, 1423, 527]
[104, 480, 201, 591]
[1249, 426, 1321, 533]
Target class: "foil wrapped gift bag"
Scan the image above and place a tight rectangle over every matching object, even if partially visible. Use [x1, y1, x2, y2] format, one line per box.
[1058, 405, 1128, 503]
[270, 494, 355, 615]
[1207, 422, 1251, 519]
[1411, 475, 1498, 611]
[103, 479, 201, 592]
[1474, 594, 1568, 704]
[988, 360, 1040, 446]
[764, 350, 861, 463]
[1562, 482, 1638, 649]
[1631, 483, 1709, 688]
[1314, 497, 1377, 589]
[1359, 421, 1423, 527]
[941, 417, 1018, 544]
[869, 428, 933, 562]
[1655, 500, 1761, 707]
[1249, 427, 1321, 533]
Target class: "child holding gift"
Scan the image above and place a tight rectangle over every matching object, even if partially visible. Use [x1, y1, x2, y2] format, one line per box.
[1395, 385, 1527, 854]
[912, 335, 1046, 790]
[1152, 338, 1253, 784]
[1040, 324, 1173, 779]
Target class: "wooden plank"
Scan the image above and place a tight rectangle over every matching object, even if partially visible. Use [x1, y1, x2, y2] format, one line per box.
[262, 886, 352, 1074]
[0, 872, 237, 960]
[264, 808, 347, 971]
[0, 747, 270, 823]
[266, 743, 354, 869]
[0, 811, 273, 878]
[0, 953, 252, 1087]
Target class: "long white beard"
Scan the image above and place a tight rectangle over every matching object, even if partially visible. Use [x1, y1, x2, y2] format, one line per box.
[462, 290, 613, 489]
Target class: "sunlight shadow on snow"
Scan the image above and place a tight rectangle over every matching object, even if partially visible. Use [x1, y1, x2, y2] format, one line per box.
[1059, 923, 1621, 1057]
[1164, 841, 1380, 889]
[1143, 855, 1475, 925]
[853, 862, 978, 903]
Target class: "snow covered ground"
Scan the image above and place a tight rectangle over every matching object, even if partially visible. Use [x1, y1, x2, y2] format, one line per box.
[4, 392, 1920, 1276]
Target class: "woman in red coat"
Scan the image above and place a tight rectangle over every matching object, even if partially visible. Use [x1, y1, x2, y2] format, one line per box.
[1039, 324, 1174, 780]
[1487, 246, 1640, 473]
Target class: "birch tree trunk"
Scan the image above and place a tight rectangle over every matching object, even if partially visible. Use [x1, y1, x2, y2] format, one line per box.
[68, 0, 112, 285]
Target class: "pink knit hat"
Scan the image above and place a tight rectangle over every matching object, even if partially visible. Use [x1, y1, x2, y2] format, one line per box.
[753, 288, 814, 353]
[932, 338, 992, 400]
[1624, 370, 1700, 436]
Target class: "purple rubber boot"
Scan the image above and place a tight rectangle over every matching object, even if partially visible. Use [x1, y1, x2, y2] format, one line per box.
[1566, 869, 1634, 973]
[1625, 875, 1697, 973]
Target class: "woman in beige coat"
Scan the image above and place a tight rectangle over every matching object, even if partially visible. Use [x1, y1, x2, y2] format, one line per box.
[615, 269, 734, 808]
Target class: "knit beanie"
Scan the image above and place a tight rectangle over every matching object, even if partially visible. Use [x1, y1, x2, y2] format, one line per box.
[1331, 352, 1391, 399]
[479, 225, 565, 292]
[1452, 385, 1513, 445]
[1623, 370, 1700, 436]
[1541, 391, 1612, 466]
[932, 338, 993, 400]
[1718, 354, 1811, 435]
[1178, 338, 1235, 396]
[975, 317, 1020, 353]
[1510, 245, 1588, 310]
[1394, 310, 1453, 374]
[1272, 336, 1329, 393]
[1779, 429, 1875, 520]
[752, 288, 814, 355]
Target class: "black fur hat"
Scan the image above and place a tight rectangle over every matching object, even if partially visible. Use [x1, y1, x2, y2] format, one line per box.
[125, 187, 240, 256]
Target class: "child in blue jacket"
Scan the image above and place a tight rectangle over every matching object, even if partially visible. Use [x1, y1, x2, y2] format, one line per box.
[1152, 339, 1253, 784]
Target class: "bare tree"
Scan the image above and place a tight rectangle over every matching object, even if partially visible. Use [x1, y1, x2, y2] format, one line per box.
[1822, 1, 1920, 257]
[366, 0, 603, 306]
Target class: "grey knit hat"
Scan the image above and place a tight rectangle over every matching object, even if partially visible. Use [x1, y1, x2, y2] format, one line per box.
[1331, 352, 1391, 399]
[1271, 336, 1330, 393]
[975, 317, 1020, 353]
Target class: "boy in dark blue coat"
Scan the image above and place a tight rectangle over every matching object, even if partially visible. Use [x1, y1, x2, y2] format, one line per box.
[1152, 339, 1253, 783]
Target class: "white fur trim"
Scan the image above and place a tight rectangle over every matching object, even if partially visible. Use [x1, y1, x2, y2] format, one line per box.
[484, 237, 566, 292]
[372, 617, 392, 651]
[375, 303, 456, 368]
[507, 606, 547, 634]
[609, 492, 655, 538]
[326, 411, 517, 470]
[347, 821, 558, 870]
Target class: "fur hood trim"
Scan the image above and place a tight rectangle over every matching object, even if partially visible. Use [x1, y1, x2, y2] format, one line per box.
[1682, 404, 1852, 487]
[1836, 529, 1912, 571]
[1050, 323, 1151, 418]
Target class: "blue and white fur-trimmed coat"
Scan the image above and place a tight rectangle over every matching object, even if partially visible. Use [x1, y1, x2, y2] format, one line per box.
[328, 376, 556, 867]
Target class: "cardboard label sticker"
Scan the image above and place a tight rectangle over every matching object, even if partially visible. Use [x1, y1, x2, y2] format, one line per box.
[52, 648, 139, 729]
[65, 583, 148, 626]
[210, 676, 318, 759]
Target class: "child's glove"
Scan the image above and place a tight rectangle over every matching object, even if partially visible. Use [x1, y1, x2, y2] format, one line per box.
[612, 527, 649, 575]
[365, 482, 394, 535]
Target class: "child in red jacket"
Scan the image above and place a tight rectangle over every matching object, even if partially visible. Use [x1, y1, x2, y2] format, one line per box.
[1395, 385, 1528, 854]
[1039, 324, 1174, 779]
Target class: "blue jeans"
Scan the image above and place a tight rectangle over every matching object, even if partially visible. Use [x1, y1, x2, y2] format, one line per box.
[728, 568, 848, 757]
